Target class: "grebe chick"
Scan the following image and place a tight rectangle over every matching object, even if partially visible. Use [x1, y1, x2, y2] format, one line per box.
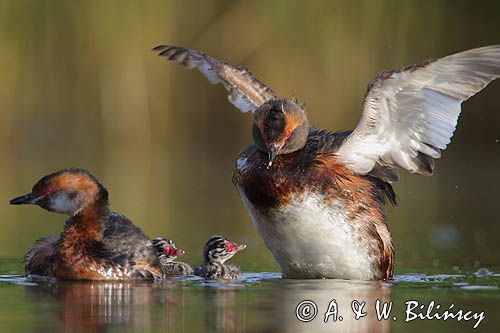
[152, 238, 193, 276]
[194, 235, 246, 279]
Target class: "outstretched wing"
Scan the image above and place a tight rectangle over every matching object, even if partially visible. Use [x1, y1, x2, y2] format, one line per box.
[153, 45, 277, 113]
[335, 45, 500, 175]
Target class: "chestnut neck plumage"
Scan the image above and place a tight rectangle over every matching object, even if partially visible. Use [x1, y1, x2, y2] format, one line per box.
[56, 188, 109, 277]
[65, 186, 109, 241]
[70, 193, 109, 238]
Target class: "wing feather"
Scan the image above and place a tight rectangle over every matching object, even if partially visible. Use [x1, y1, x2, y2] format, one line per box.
[153, 45, 277, 113]
[336, 45, 500, 175]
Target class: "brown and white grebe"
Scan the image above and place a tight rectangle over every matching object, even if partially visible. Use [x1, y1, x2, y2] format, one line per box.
[154, 44, 500, 280]
[10, 168, 186, 280]
[194, 236, 246, 279]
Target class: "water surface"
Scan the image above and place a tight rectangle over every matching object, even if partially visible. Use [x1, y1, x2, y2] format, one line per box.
[0, 261, 498, 332]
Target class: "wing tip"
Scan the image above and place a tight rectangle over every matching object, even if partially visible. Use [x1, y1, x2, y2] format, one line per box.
[152, 44, 167, 52]
[412, 153, 435, 176]
[152, 44, 181, 52]
[152, 45, 190, 60]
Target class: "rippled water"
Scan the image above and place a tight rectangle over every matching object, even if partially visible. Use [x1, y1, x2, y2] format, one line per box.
[0, 261, 499, 332]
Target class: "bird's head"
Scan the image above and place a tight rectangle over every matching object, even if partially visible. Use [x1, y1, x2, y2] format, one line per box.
[252, 99, 309, 167]
[9, 169, 108, 216]
[203, 235, 246, 264]
[152, 238, 185, 262]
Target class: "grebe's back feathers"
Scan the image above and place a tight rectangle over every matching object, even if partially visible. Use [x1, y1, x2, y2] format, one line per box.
[23, 235, 58, 276]
[304, 128, 398, 206]
[102, 212, 155, 259]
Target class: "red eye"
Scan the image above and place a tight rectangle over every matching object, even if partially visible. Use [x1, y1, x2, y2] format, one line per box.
[284, 130, 291, 139]
[47, 186, 56, 194]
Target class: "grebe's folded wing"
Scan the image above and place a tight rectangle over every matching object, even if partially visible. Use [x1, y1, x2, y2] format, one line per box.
[335, 45, 500, 175]
[24, 235, 59, 275]
[153, 45, 277, 113]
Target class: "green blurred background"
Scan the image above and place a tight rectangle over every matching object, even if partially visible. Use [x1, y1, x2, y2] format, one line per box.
[0, 0, 499, 273]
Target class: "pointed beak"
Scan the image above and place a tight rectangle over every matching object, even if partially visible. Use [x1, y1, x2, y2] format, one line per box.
[267, 144, 281, 167]
[235, 243, 247, 252]
[166, 245, 185, 257]
[9, 192, 36, 205]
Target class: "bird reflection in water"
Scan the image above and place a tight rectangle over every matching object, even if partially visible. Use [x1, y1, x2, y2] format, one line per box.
[22, 277, 392, 332]
[24, 280, 183, 332]
[270, 279, 392, 333]
[197, 277, 392, 333]
[201, 287, 238, 333]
